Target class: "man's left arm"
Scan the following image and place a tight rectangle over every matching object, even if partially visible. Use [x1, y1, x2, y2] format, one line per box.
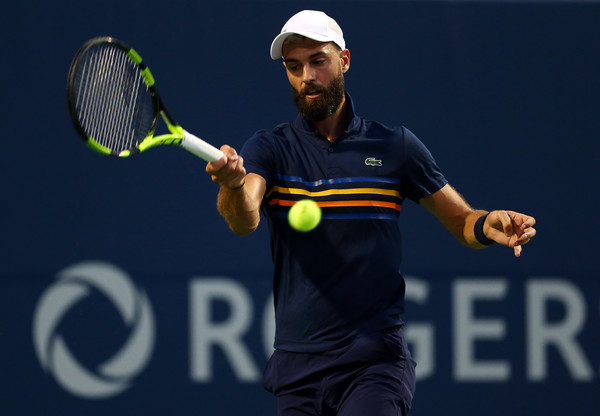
[420, 184, 537, 257]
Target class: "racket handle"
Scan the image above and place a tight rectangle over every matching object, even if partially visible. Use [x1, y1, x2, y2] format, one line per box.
[181, 130, 225, 162]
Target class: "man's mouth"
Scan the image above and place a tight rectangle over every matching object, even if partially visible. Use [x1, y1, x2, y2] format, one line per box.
[303, 90, 323, 99]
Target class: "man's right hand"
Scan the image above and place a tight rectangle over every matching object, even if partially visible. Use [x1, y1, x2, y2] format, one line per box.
[206, 145, 247, 189]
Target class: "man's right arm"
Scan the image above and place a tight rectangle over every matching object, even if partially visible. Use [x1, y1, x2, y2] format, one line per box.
[206, 145, 266, 236]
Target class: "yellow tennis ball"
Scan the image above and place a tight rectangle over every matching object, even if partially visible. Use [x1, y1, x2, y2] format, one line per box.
[288, 199, 321, 232]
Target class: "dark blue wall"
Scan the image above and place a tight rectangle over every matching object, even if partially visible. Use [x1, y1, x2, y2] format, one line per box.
[1, 1, 598, 415]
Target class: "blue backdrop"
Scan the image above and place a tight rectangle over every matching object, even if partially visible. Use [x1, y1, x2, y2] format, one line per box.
[1, 1, 598, 415]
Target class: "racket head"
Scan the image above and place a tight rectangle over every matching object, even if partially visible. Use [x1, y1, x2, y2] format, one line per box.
[67, 37, 159, 157]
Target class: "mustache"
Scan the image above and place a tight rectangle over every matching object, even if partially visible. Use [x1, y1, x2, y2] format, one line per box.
[299, 82, 323, 95]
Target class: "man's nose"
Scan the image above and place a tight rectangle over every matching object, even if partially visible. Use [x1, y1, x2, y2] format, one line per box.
[302, 66, 316, 82]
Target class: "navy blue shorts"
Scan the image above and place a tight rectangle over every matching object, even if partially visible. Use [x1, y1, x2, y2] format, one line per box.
[262, 327, 417, 416]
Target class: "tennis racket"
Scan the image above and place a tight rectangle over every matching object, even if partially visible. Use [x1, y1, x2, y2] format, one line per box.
[67, 36, 224, 161]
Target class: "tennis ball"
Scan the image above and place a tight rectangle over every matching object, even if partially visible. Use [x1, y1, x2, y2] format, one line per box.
[288, 199, 321, 232]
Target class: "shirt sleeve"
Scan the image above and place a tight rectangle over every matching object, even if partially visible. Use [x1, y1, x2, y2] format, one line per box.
[400, 127, 448, 202]
[239, 130, 275, 191]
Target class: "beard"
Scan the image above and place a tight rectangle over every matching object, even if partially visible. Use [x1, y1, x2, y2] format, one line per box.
[291, 71, 345, 122]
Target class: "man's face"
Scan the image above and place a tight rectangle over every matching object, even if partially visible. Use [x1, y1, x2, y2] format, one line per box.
[282, 38, 350, 121]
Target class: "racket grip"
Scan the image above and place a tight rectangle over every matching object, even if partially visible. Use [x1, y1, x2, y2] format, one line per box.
[181, 130, 225, 162]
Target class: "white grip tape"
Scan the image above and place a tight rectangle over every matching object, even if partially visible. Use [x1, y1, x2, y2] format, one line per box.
[180, 130, 224, 162]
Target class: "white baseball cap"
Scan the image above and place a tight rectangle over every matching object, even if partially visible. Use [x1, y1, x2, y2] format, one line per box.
[270, 10, 346, 60]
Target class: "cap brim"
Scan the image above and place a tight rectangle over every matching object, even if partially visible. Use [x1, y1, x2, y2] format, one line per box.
[270, 31, 333, 60]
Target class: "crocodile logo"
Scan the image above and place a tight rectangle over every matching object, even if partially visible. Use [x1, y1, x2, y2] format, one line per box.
[365, 157, 382, 167]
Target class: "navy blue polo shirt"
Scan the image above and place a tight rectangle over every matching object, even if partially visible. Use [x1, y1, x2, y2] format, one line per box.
[241, 95, 447, 353]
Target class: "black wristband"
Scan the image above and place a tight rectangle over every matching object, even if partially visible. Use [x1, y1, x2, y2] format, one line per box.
[474, 213, 495, 246]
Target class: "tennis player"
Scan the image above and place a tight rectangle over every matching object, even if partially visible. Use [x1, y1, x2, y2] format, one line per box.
[206, 10, 536, 416]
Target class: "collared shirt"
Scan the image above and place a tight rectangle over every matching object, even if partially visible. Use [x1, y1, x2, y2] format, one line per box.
[241, 95, 447, 352]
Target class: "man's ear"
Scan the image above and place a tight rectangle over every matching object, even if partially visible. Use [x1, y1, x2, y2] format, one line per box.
[340, 49, 350, 73]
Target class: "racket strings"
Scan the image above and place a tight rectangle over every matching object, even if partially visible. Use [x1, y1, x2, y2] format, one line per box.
[73, 43, 154, 153]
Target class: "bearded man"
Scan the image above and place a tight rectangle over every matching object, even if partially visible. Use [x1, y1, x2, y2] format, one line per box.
[206, 10, 536, 416]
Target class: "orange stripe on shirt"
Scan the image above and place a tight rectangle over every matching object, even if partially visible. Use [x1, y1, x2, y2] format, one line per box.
[269, 199, 401, 211]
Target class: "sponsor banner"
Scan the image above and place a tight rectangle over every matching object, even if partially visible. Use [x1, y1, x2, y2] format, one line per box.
[1, 262, 598, 415]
